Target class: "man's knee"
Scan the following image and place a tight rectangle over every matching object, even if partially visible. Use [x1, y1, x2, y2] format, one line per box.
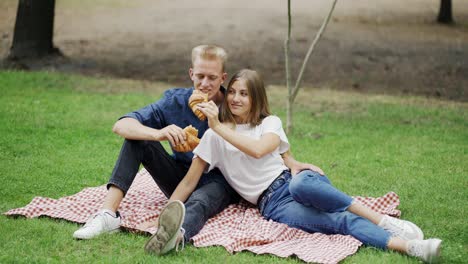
[187, 182, 231, 212]
[185, 193, 217, 220]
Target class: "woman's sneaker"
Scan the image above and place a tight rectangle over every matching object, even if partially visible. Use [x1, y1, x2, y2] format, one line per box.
[73, 209, 121, 239]
[379, 215, 424, 240]
[144, 200, 186, 255]
[407, 239, 442, 263]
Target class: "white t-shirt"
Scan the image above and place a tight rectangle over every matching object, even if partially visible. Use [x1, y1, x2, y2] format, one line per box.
[193, 115, 290, 204]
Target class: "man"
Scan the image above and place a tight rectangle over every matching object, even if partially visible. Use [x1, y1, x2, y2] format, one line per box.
[73, 44, 321, 249]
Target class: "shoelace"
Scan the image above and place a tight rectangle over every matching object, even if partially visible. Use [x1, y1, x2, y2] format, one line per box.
[82, 212, 112, 230]
[82, 213, 102, 228]
[175, 228, 185, 252]
[151, 226, 184, 252]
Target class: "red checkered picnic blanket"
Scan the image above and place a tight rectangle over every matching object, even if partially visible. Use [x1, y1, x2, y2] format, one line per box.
[4, 169, 401, 263]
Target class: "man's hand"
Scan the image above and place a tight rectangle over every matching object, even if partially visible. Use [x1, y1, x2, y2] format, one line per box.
[113, 118, 186, 146]
[155, 124, 186, 147]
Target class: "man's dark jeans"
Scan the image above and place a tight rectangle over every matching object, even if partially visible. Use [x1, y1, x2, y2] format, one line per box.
[107, 139, 238, 242]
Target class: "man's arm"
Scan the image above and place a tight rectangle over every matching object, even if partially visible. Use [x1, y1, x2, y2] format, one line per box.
[281, 150, 325, 176]
[112, 117, 187, 147]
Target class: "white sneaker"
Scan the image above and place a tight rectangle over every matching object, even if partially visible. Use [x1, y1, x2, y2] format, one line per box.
[407, 238, 442, 263]
[144, 200, 186, 255]
[379, 215, 424, 240]
[73, 209, 121, 239]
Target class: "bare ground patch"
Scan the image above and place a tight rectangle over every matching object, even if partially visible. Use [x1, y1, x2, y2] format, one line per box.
[1, 0, 467, 101]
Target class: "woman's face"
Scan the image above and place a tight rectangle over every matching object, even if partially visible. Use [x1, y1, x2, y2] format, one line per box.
[227, 79, 251, 123]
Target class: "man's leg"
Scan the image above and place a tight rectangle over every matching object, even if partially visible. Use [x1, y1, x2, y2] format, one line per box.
[145, 172, 239, 255]
[145, 200, 186, 255]
[102, 186, 125, 212]
[182, 172, 239, 241]
[140, 141, 187, 198]
[107, 139, 188, 197]
[74, 139, 185, 239]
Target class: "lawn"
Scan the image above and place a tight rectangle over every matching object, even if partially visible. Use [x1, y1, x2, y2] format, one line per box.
[0, 71, 466, 263]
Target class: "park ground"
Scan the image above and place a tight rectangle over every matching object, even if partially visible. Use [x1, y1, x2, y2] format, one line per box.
[0, 71, 466, 263]
[0, 0, 467, 101]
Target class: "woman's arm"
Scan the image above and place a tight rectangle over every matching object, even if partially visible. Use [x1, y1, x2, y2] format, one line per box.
[281, 150, 325, 176]
[198, 101, 280, 159]
[169, 157, 206, 202]
[213, 123, 279, 159]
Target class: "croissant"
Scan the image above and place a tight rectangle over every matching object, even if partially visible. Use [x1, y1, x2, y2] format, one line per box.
[188, 90, 208, 121]
[172, 125, 201, 152]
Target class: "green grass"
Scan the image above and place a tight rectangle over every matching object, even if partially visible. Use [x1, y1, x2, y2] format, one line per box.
[0, 71, 466, 263]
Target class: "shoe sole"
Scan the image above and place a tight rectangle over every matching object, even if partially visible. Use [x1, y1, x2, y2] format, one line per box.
[144, 200, 185, 255]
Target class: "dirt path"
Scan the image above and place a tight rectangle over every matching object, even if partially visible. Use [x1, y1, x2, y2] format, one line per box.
[1, 0, 467, 101]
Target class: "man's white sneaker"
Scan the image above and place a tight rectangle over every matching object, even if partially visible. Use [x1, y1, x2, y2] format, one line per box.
[407, 238, 442, 263]
[144, 200, 185, 255]
[73, 209, 121, 239]
[379, 215, 424, 240]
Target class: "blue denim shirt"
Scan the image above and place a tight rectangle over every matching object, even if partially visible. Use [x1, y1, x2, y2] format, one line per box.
[121, 87, 221, 166]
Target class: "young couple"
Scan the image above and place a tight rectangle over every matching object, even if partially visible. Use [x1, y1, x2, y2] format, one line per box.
[73, 45, 441, 263]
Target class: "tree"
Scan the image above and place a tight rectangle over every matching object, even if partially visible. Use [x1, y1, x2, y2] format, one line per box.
[284, 0, 338, 133]
[8, 0, 60, 60]
[437, 0, 454, 24]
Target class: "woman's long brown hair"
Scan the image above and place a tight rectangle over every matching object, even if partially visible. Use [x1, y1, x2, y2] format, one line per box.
[220, 69, 271, 126]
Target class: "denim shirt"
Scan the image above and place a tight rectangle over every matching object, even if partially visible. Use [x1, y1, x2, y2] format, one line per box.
[121, 87, 222, 166]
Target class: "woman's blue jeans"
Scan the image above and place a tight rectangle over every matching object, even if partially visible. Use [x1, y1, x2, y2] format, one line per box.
[258, 170, 391, 249]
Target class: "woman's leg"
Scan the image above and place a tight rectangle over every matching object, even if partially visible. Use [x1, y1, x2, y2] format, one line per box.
[347, 202, 383, 225]
[388, 237, 442, 263]
[289, 170, 423, 240]
[289, 170, 382, 223]
[288, 170, 353, 212]
[262, 181, 391, 249]
[263, 187, 442, 262]
[282, 171, 440, 262]
[388, 237, 408, 253]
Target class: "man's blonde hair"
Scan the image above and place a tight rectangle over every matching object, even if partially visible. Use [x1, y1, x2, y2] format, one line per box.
[191, 45, 227, 72]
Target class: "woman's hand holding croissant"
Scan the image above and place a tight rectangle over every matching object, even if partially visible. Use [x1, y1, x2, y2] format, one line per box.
[197, 101, 221, 130]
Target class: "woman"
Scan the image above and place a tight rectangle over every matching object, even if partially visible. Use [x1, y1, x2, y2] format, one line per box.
[145, 69, 442, 263]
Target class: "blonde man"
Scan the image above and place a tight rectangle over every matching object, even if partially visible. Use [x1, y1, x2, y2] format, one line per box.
[74, 45, 237, 242]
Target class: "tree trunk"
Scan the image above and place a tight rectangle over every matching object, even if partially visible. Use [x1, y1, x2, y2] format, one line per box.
[284, 0, 338, 134]
[437, 0, 454, 24]
[8, 0, 59, 60]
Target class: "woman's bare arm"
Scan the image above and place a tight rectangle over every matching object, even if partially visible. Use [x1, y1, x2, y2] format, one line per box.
[169, 157, 207, 202]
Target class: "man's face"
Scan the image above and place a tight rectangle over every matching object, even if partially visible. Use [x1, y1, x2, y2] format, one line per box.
[189, 58, 227, 100]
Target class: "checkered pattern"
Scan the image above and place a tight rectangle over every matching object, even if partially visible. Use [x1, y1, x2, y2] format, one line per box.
[4, 169, 401, 263]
